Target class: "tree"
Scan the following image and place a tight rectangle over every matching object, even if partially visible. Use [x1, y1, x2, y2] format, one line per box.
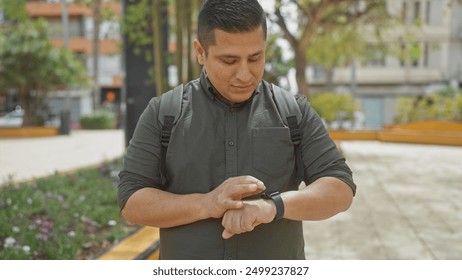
[152, 0, 168, 94]
[122, 0, 202, 94]
[270, 0, 390, 96]
[306, 25, 366, 91]
[309, 92, 357, 125]
[264, 33, 294, 87]
[0, 0, 28, 22]
[175, 0, 202, 84]
[123, 0, 170, 95]
[92, 0, 102, 110]
[0, 19, 88, 126]
[75, 0, 119, 109]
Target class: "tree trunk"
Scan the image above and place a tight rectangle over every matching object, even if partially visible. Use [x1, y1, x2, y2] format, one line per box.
[152, 0, 167, 95]
[21, 89, 34, 127]
[185, 0, 193, 81]
[191, 0, 202, 78]
[294, 46, 310, 96]
[326, 67, 335, 91]
[175, 0, 183, 84]
[92, 0, 101, 109]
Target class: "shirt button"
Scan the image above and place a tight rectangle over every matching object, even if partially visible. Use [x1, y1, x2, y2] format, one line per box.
[228, 141, 235, 146]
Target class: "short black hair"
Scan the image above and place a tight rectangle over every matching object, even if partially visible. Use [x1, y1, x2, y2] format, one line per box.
[198, 0, 267, 54]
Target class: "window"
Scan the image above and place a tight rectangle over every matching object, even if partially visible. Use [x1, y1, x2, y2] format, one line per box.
[423, 42, 429, 67]
[312, 64, 327, 81]
[398, 41, 420, 68]
[410, 42, 420, 68]
[47, 17, 84, 39]
[364, 45, 385, 67]
[402, 1, 408, 23]
[399, 43, 406, 67]
[68, 18, 84, 38]
[403, 1, 423, 24]
[425, 1, 431, 25]
[414, 1, 421, 21]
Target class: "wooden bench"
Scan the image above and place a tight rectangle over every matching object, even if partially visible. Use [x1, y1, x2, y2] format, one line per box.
[329, 120, 462, 146]
[379, 120, 462, 146]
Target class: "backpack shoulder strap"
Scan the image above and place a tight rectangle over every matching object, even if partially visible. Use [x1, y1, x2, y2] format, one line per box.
[159, 84, 184, 126]
[271, 83, 302, 125]
[158, 84, 183, 188]
[271, 83, 304, 182]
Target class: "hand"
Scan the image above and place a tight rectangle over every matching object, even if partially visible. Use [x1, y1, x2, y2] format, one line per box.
[203, 176, 265, 219]
[221, 199, 276, 239]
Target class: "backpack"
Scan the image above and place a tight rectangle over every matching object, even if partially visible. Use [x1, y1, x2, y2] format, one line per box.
[158, 83, 304, 186]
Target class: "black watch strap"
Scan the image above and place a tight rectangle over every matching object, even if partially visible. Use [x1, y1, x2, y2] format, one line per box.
[261, 192, 285, 221]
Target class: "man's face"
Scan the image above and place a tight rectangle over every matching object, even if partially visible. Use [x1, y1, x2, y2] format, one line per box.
[194, 26, 266, 104]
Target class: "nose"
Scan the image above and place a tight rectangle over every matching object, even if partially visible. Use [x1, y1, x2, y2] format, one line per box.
[235, 62, 252, 83]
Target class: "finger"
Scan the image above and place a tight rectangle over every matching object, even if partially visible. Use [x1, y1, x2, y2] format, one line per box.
[228, 175, 260, 184]
[240, 185, 266, 198]
[240, 176, 265, 188]
[229, 183, 264, 198]
[221, 213, 236, 239]
[222, 210, 240, 234]
[241, 216, 255, 232]
[222, 229, 234, 239]
[223, 199, 243, 210]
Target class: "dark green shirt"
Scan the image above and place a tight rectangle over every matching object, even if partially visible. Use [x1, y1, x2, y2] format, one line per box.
[118, 71, 356, 260]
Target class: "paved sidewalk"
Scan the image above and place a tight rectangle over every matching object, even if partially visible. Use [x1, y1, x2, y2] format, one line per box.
[304, 141, 462, 260]
[1, 130, 461, 259]
[0, 129, 125, 186]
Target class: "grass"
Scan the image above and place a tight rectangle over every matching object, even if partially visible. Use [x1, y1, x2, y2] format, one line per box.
[0, 159, 139, 260]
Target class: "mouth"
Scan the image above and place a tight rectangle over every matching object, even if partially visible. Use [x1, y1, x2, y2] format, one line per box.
[232, 84, 254, 91]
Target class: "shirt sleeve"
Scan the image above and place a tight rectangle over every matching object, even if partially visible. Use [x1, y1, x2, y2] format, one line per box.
[296, 95, 357, 195]
[117, 97, 164, 210]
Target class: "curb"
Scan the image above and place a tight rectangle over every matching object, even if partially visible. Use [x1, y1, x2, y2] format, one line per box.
[96, 226, 160, 260]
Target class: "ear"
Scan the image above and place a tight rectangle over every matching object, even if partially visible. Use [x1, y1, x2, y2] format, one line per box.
[193, 39, 206, 65]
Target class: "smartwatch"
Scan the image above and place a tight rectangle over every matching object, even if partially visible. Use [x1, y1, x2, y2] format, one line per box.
[261, 192, 285, 221]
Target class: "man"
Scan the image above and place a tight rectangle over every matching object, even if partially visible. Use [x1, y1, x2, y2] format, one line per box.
[118, 0, 356, 260]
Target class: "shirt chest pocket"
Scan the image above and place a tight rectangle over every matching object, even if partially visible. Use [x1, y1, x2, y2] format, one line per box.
[252, 127, 295, 179]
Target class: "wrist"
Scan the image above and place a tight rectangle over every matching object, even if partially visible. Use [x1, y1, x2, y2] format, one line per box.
[261, 192, 285, 221]
[196, 193, 213, 219]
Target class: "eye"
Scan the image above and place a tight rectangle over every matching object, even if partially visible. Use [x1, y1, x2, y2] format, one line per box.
[249, 55, 261, 63]
[222, 59, 237, 65]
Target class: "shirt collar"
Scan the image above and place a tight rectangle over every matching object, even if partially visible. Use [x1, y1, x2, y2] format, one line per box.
[199, 69, 262, 108]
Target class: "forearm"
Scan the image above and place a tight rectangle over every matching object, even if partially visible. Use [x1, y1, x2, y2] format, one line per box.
[121, 187, 208, 228]
[121, 176, 266, 228]
[282, 177, 353, 221]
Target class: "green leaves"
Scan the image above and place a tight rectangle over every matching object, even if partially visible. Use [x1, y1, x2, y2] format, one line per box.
[307, 26, 366, 68]
[309, 92, 357, 123]
[394, 90, 462, 123]
[0, 18, 88, 125]
[0, 159, 138, 260]
[0, 0, 28, 22]
[80, 110, 116, 129]
[0, 20, 86, 90]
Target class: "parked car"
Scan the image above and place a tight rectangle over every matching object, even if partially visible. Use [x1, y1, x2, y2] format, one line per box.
[0, 106, 24, 127]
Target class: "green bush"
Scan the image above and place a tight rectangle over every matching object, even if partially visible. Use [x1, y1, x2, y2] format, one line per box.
[455, 95, 462, 122]
[308, 92, 357, 124]
[395, 92, 462, 123]
[80, 110, 116, 129]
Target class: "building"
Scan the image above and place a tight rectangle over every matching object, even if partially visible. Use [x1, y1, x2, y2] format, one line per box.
[308, 0, 462, 128]
[3, 0, 123, 127]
